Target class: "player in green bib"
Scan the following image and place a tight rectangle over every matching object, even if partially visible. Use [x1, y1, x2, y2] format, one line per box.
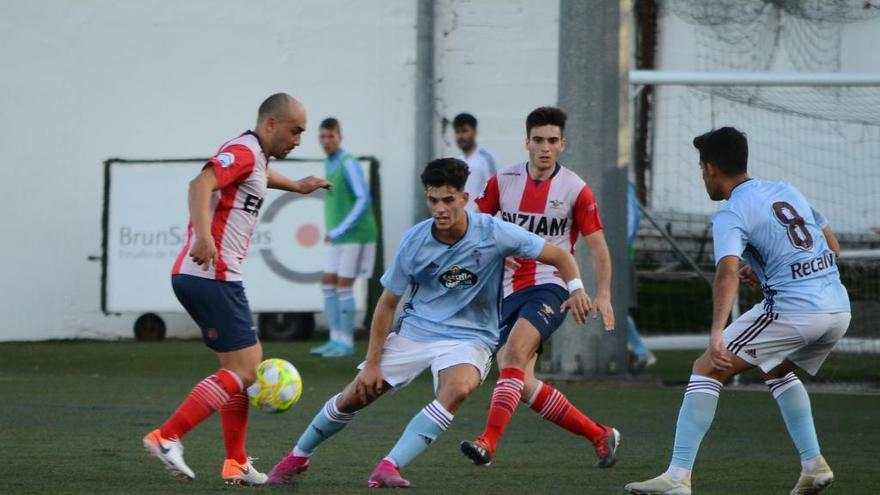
[312, 118, 378, 357]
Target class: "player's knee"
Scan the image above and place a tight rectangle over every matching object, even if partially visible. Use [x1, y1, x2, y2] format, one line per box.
[439, 381, 477, 407]
[237, 368, 257, 388]
[499, 347, 529, 369]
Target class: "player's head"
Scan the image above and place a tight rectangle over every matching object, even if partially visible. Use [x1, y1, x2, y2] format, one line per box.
[693, 127, 749, 201]
[319, 117, 342, 156]
[526, 106, 567, 172]
[453, 113, 478, 153]
[421, 158, 470, 232]
[256, 93, 306, 159]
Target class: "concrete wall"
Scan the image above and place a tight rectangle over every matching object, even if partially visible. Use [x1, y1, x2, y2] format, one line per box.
[0, 1, 418, 340]
[0, 0, 562, 341]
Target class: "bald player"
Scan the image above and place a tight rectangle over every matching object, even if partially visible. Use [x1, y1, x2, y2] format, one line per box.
[143, 93, 330, 486]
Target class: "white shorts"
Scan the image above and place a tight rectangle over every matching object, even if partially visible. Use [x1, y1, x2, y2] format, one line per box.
[322, 242, 376, 279]
[357, 333, 493, 393]
[722, 304, 851, 375]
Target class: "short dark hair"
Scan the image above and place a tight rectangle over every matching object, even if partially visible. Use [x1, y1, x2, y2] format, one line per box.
[453, 113, 477, 130]
[258, 93, 293, 122]
[421, 158, 470, 191]
[692, 127, 749, 176]
[526, 106, 567, 137]
[320, 117, 340, 133]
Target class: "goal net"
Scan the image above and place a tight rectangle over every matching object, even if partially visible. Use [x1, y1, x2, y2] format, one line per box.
[629, 0, 880, 357]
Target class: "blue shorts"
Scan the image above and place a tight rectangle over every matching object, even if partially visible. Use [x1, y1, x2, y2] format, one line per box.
[496, 284, 569, 353]
[171, 274, 258, 352]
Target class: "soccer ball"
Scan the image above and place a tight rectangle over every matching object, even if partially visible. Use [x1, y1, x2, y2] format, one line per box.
[247, 358, 303, 413]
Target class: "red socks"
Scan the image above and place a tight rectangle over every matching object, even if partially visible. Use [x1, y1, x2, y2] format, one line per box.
[528, 381, 605, 442]
[159, 368, 242, 440]
[220, 392, 250, 463]
[480, 368, 525, 453]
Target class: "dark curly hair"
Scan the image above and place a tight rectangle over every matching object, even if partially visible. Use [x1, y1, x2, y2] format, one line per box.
[420, 158, 470, 191]
[693, 127, 748, 176]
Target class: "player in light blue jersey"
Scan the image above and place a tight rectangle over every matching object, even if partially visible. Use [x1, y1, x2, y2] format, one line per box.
[626, 127, 850, 495]
[268, 158, 591, 488]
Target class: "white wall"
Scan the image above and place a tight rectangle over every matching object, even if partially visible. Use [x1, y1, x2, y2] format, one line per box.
[0, 1, 418, 340]
[434, 0, 560, 166]
[0, 0, 566, 341]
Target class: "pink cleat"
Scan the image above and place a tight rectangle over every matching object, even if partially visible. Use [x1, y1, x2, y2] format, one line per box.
[267, 453, 310, 485]
[367, 459, 411, 488]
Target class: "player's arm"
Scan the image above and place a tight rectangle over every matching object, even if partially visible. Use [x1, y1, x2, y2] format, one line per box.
[535, 243, 593, 325]
[709, 255, 740, 371]
[354, 289, 401, 404]
[823, 226, 840, 258]
[267, 168, 330, 194]
[188, 167, 219, 270]
[583, 230, 615, 330]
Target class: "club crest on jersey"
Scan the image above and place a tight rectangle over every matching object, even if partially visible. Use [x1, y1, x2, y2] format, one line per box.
[549, 199, 565, 209]
[216, 152, 235, 168]
[439, 265, 478, 289]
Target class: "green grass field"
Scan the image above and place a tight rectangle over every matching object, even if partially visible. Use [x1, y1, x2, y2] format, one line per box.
[2, 341, 878, 494]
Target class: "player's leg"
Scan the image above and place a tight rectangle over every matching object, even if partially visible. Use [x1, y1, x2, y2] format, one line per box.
[217, 341, 268, 485]
[371, 349, 486, 488]
[270, 333, 428, 484]
[521, 354, 619, 468]
[311, 256, 340, 355]
[625, 307, 767, 494]
[628, 314, 656, 373]
[469, 318, 540, 459]
[144, 275, 254, 481]
[764, 312, 849, 495]
[324, 274, 356, 356]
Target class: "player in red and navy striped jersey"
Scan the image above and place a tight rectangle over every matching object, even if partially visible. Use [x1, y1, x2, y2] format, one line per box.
[143, 94, 330, 486]
[461, 106, 620, 468]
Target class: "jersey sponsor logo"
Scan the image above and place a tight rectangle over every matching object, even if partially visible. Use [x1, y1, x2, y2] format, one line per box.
[502, 171, 522, 176]
[243, 194, 264, 217]
[501, 211, 569, 236]
[217, 152, 235, 168]
[439, 265, 478, 289]
[790, 251, 835, 280]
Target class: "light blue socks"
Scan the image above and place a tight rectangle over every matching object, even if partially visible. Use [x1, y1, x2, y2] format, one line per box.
[322, 284, 341, 344]
[668, 375, 722, 476]
[766, 372, 821, 464]
[293, 394, 355, 456]
[385, 400, 453, 468]
[336, 287, 355, 348]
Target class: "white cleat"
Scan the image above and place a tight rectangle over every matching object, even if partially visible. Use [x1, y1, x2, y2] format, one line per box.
[790, 456, 834, 495]
[143, 429, 195, 481]
[222, 457, 269, 486]
[625, 472, 692, 495]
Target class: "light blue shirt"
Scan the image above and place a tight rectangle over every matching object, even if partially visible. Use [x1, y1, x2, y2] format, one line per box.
[381, 211, 546, 350]
[712, 179, 849, 314]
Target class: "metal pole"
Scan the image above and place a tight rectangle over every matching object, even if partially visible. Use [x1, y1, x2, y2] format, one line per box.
[552, 0, 627, 376]
[413, 0, 435, 222]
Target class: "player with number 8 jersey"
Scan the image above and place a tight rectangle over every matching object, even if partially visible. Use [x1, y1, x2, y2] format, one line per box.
[625, 127, 849, 495]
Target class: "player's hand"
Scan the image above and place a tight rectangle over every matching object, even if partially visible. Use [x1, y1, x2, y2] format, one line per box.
[504, 257, 522, 270]
[560, 289, 592, 324]
[189, 235, 218, 271]
[354, 362, 384, 405]
[298, 176, 331, 193]
[738, 264, 759, 289]
[709, 337, 733, 372]
[592, 293, 615, 331]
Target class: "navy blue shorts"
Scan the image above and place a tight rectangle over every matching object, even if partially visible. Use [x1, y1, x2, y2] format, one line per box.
[496, 284, 570, 353]
[171, 274, 258, 352]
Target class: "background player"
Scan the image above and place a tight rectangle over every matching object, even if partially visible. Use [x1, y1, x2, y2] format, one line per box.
[310, 117, 378, 358]
[453, 112, 499, 211]
[267, 158, 591, 488]
[625, 127, 850, 495]
[461, 106, 618, 468]
[142, 93, 330, 486]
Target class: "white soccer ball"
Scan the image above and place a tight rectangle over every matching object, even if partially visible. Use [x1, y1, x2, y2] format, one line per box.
[246, 358, 303, 413]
